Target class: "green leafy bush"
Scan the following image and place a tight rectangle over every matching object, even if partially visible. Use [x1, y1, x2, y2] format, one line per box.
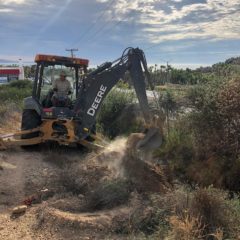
[155, 122, 194, 178]
[156, 77, 240, 190]
[9, 79, 33, 89]
[186, 77, 240, 190]
[0, 80, 32, 103]
[0, 87, 31, 102]
[116, 79, 130, 89]
[97, 89, 143, 139]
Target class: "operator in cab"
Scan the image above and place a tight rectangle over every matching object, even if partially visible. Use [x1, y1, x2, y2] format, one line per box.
[51, 71, 72, 106]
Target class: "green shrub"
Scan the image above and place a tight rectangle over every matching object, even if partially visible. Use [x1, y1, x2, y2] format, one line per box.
[187, 77, 240, 190]
[160, 90, 176, 112]
[216, 78, 240, 156]
[0, 87, 31, 103]
[116, 79, 130, 89]
[97, 89, 141, 139]
[186, 84, 205, 109]
[9, 79, 33, 89]
[154, 121, 194, 178]
[0, 80, 32, 103]
[158, 77, 240, 190]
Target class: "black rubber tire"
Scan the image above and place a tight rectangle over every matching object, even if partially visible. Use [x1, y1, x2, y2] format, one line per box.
[21, 109, 42, 139]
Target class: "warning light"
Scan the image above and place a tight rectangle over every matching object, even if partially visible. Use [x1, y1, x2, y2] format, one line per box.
[35, 54, 89, 66]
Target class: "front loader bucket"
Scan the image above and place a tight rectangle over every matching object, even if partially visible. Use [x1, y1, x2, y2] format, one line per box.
[136, 128, 162, 151]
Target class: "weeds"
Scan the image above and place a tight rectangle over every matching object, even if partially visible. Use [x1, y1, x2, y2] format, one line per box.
[165, 187, 240, 239]
[169, 214, 205, 240]
[112, 194, 170, 237]
[191, 188, 231, 235]
[209, 228, 224, 240]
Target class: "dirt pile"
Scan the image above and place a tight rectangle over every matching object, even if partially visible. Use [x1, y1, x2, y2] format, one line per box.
[97, 136, 171, 193]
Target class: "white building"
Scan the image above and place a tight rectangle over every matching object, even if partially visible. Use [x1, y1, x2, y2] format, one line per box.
[0, 66, 25, 84]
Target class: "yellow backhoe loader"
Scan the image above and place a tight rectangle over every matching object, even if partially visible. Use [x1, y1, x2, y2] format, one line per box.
[0, 47, 162, 152]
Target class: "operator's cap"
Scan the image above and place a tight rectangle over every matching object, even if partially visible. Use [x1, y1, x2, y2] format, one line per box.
[60, 70, 67, 76]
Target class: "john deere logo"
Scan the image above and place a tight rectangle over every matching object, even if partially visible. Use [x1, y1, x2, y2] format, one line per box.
[87, 85, 107, 117]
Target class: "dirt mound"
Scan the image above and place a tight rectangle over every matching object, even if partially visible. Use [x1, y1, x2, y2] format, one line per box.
[97, 136, 171, 193]
[38, 204, 131, 234]
[123, 156, 169, 193]
[45, 136, 170, 214]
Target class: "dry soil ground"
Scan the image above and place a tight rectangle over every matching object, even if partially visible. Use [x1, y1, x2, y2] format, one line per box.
[0, 135, 168, 240]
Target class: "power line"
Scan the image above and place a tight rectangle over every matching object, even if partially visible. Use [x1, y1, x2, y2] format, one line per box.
[83, 19, 123, 43]
[73, 2, 140, 49]
[143, 22, 214, 52]
[81, 9, 139, 47]
[71, 0, 116, 46]
[65, 48, 78, 58]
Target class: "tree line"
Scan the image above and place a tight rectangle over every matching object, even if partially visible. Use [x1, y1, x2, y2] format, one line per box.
[3, 56, 239, 85]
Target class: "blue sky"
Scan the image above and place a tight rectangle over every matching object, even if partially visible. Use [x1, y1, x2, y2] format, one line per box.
[0, 0, 239, 68]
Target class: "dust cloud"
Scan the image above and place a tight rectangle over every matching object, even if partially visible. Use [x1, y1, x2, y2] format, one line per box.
[96, 137, 127, 178]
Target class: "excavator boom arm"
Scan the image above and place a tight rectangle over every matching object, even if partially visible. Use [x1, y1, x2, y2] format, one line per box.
[73, 47, 152, 139]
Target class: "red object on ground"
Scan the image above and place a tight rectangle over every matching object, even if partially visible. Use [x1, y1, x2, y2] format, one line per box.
[23, 196, 36, 206]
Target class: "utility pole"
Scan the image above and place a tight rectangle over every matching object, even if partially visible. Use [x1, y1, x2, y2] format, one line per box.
[65, 48, 78, 58]
[65, 49, 78, 81]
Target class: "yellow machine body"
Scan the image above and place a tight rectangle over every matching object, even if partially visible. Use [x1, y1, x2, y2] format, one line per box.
[0, 119, 103, 151]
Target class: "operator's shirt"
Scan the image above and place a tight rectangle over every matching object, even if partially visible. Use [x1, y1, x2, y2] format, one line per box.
[53, 79, 72, 97]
